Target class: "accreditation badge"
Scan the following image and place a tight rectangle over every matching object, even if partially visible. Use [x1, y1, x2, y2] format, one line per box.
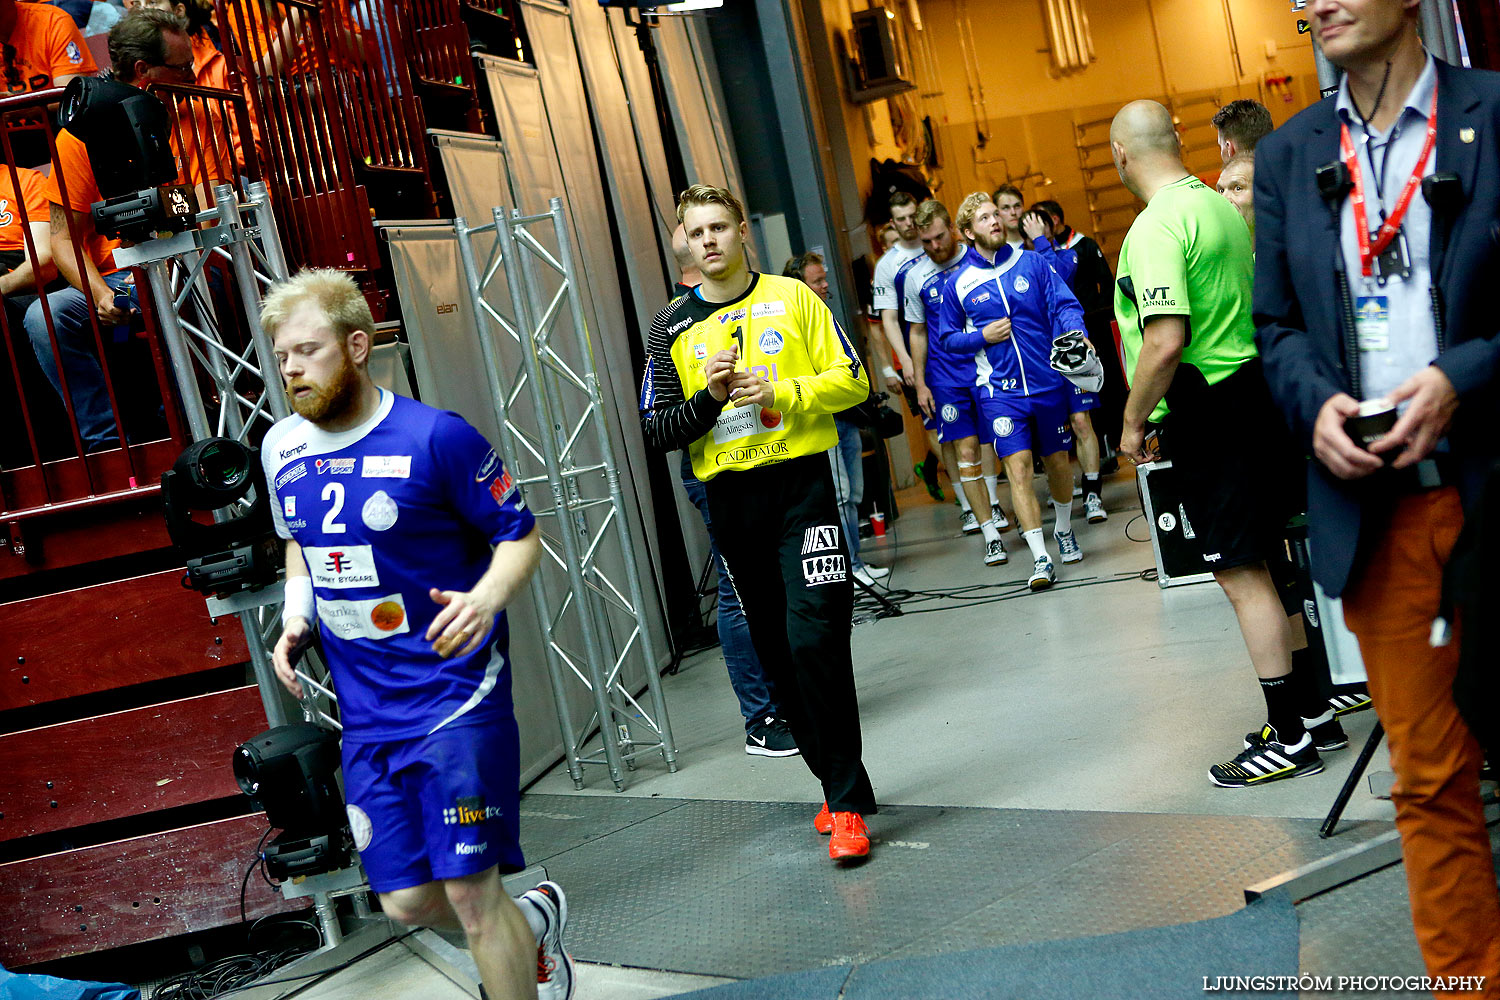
[1354, 296, 1390, 352]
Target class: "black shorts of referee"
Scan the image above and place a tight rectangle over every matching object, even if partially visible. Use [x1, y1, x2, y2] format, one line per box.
[1159, 358, 1301, 573]
[705, 453, 878, 817]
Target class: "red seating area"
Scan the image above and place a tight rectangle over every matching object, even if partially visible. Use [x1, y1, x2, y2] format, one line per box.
[0, 0, 527, 970]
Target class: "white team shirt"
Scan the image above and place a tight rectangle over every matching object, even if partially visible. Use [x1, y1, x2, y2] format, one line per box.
[870, 242, 925, 312]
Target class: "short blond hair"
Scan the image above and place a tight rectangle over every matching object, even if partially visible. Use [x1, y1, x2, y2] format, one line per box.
[677, 183, 746, 226]
[954, 192, 993, 239]
[913, 199, 950, 231]
[259, 269, 375, 349]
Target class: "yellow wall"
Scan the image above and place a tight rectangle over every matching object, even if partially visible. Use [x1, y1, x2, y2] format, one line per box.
[812, 0, 1321, 258]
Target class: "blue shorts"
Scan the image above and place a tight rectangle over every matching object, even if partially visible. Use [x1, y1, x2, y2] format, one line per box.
[980, 385, 1074, 459]
[931, 384, 985, 444]
[342, 717, 525, 893]
[1069, 384, 1100, 412]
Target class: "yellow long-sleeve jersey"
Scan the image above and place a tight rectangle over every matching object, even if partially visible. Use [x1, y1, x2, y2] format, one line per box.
[639, 273, 868, 481]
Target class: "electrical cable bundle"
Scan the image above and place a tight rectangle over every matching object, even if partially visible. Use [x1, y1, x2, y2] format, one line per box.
[146, 918, 321, 1000]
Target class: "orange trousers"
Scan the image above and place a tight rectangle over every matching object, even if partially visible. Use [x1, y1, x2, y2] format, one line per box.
[1342, 488, 1500, 997]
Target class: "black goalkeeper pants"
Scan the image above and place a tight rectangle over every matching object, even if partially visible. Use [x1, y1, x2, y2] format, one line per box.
[705, 453, 877, 816]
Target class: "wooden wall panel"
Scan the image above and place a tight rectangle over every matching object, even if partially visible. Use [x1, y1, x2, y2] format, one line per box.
[0, 814, 305, 968]
[0, 687, 266, 839]
[0, 570, 250, 710]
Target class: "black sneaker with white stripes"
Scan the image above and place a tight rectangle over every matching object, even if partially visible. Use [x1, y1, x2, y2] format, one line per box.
[1211, 726, 1324, 787]
[1244, 717, 1348, 754]
[1329, 690, 1373, 716]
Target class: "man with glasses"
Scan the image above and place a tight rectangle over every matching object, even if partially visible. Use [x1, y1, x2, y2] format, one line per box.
[24, 8, 193, 452]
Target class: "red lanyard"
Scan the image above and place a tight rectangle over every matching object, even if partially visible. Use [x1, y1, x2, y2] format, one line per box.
[1339, 87, 1438, 277]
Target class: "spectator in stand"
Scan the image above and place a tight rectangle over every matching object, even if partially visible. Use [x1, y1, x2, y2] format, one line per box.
[46, 0, 122, 38]
[0, 0, 95, 94]
[24, 8, 192, 452]
[1212, 98, 1272, 164]
[0, 164, 56, 324]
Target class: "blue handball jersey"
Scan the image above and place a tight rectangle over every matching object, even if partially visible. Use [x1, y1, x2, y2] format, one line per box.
[936, 245, 1085, 397]
[261, 390, 536, 741]
[902, 248, 979, 390]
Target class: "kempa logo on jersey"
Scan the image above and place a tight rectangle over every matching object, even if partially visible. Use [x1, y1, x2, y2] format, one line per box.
[801, 553, 847, 587]
[443, 796, 506, 826]
[801, 524, 839, 554]
[362, 455, 411, 478]
[751, 301, 786, 318]
[714, 441, 790, 465]
[667, 317, 693, 335]
[276, 462, 307, 489]
[455, 842, 488, 856]
[304, 545, 381, 588]
[316, 457, 355, 475]
[279, 441, 308, 460]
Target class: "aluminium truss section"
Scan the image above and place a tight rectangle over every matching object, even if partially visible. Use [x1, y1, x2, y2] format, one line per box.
[454, 199, 678, 792]
[116, 181, 352, 945]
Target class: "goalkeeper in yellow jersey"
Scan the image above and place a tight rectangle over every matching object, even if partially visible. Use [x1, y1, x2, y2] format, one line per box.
[639, 184, 879, 863]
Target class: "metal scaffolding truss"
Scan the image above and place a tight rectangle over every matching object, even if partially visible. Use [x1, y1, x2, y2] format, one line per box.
[454, 199, 678, 791]
[115, 182, 353, 944]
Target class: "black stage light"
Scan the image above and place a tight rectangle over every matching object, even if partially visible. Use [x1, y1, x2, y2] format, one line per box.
[234, 724, 351, 880]
[162, 437, 280, 596]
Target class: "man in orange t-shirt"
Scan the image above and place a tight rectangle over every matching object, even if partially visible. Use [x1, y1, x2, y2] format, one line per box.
[24, 9, 192, 451]
[0, 164, 55, 302]
[0, 0, 95, 93]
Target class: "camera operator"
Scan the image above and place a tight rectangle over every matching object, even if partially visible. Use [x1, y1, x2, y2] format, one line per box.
[23, 7, 191, 452]
[1254, 0, 1500, 987]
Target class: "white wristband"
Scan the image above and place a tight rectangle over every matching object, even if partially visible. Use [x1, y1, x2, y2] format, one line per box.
[283, 575, 315, 625]
[882, 366, 898, 379]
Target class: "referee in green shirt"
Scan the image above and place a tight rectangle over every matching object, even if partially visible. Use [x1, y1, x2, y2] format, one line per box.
[1109, 100, 1340, 788]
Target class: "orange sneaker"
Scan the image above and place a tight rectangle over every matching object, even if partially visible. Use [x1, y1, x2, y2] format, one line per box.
[813, 802, 832, 835]
[828, 812, 869, 860]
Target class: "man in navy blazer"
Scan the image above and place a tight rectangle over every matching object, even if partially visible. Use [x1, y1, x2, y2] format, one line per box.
[1254, 0, 1500, 989]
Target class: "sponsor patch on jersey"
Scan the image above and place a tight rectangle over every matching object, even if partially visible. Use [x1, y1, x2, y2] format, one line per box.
[751, 301, 787, 318]
[973, 291, 991, 304]
[714, 441, 790, 466]
[993, 417, 1015, 438]
[304, 545, 381, 588]
[801, 553, 847, 587]
[719, 307, 747, 324]
[758, 329, 785, 355]
[362, 491, 399, 531]
[275, 461, 307, 489]
[65, 41, 82, 66]
[444, 796, 505, 826]
[316, 457, 356, 475]
[362, 455, 411, 478]
[712, 405, 761, 444]
[473, 449, 500, 483]
[346, 805, 373, 851]
[455, 841, 489, 856]
[318, 594, 410, 640]
[490, 469, 516, 506]
[1013, 276, 1030, 294]
[694, 342, 708, 360]
[283, 496, 297, 518]
[940, 403, 959, 424]
[759, 408, 782, 430]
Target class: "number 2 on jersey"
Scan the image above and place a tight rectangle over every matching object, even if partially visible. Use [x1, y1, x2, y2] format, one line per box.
[322, 482, 347, 534]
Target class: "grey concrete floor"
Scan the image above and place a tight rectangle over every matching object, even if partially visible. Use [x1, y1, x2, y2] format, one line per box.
[290, 468, 1400, 998]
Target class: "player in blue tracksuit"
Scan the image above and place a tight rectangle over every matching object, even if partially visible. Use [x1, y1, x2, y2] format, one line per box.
[938, 193, 1089, 591]
[261, 270, 575, 1000]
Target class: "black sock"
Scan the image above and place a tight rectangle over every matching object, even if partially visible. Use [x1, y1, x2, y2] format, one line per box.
[1290, 646, 1333, 722]
[1083, 473, 1101, 498]
[1259, 675, 1307, 742]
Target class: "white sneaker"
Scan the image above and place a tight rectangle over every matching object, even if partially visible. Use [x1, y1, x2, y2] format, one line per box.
[852, 565, 887, 587]
[1054, 529, 1083, 563]
[1072, 483, 1083, 498]
[984, 537, 1008, 566]
[1085, 493, 1107, 523]
[990, 504, 1010, 531]
[519, 881, 575, 1000]
[959, 508, 980, 534]
[1028, 554, 1056, 591]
